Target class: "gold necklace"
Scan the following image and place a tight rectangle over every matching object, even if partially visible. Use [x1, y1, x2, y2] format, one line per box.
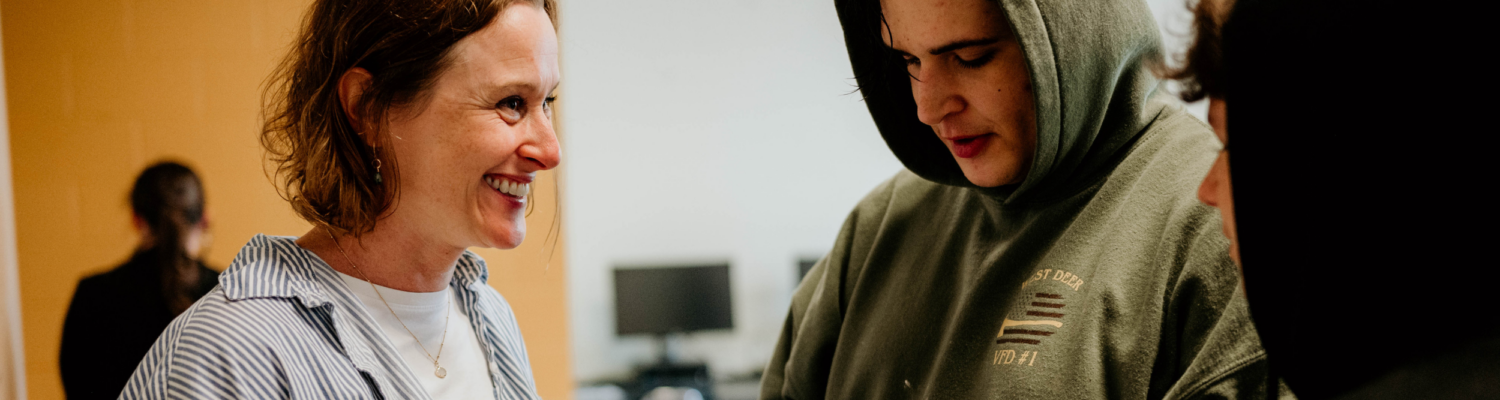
[328, 231, 453, 379]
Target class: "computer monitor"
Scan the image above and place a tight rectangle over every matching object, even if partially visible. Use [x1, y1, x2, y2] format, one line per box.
[798, 258, 818, 283]
[614, 264, 734, 336]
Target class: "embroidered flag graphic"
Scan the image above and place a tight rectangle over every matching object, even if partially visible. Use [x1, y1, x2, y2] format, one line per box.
[996, 293, 1065, 345]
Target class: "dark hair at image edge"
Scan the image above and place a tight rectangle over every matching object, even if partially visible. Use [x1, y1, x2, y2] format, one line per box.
[131, 161, 206, 314]
[261, 0, 557, 237]
[1161, 0, 1234, 102]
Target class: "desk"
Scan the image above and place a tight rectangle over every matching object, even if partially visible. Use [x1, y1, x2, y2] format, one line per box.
[577, 379, 761, 400]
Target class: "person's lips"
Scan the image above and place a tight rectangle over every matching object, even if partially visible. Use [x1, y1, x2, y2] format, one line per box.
[947, 133, 993, 158]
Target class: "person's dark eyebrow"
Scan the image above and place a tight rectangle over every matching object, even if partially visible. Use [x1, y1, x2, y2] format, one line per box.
[929, 37, 1000, 55]
[885, 37, 1001, 57]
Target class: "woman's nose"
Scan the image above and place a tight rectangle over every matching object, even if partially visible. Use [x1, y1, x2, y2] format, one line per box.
[519, 115, 561, 171]
[913, 70, 965, 126]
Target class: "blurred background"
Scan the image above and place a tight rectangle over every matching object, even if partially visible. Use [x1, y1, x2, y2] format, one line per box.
[0, 0, 1204, 399]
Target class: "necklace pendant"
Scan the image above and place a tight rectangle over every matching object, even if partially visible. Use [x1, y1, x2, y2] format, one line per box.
[435, 366, 447, 379]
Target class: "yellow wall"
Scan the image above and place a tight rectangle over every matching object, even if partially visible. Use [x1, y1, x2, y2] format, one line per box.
[1, 0, 572, 398]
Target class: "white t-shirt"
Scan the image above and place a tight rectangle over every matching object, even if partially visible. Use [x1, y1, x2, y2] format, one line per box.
[336, 271, 498, 400]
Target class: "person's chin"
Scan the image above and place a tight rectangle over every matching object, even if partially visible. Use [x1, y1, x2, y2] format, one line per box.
[472, 217, 525, 249]
[964, 175, 1006, 187]
[484, 236, 523, 250]
[493, 225, 527, 249]
[956, 162, 1018, 188]
[950, 144, 1023, 187]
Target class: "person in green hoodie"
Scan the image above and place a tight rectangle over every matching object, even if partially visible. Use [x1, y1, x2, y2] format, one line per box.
[759, 0, 1282, 398]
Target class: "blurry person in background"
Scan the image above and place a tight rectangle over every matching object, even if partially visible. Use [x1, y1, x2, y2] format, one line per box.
[760, 0, 1285, 398]
[1176, 0, 1499, 398]
[118, 0, 561, 398]
[59, 161, 219, 400]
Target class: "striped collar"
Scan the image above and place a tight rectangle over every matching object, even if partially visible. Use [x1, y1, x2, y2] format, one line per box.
[216, 234, 522, 399]
[220, 234, 491, 306]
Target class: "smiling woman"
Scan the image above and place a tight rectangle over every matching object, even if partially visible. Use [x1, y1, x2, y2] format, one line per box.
[117, 0, 560, 398]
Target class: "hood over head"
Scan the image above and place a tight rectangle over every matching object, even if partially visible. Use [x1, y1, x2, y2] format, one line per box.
[1226, 0, 1498, 397]
[835, 0, 1167, 204]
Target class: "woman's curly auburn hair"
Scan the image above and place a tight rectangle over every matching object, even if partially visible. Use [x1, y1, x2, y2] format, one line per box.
[1164, 0, 1235, 102]
[261, 0, 557, 236]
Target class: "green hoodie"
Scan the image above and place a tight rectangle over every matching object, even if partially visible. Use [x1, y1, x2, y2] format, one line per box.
[758, 0, 1280, 398]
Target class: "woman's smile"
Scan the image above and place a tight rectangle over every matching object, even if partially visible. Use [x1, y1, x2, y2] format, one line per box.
[483, 174, 531, 211]
[484, 174, 532, 199]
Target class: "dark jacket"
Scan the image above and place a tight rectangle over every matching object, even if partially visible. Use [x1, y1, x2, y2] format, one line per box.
[58, 252, 218, 400]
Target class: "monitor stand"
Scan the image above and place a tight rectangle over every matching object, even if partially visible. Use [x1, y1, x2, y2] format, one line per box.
[628, 333, 716, 400]
[654, 333, 677, 365]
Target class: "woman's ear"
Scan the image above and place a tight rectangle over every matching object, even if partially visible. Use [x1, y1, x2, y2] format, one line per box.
[337, 67, 375, 143]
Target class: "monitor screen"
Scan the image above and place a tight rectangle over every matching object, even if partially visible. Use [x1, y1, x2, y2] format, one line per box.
[798, 258, 818, 283]
[614, 264, 734, 335]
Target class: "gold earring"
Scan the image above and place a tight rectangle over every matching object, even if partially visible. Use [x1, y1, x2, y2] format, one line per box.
[373, 158, 383, 184]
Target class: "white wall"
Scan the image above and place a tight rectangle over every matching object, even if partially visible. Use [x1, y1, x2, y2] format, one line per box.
[0, 5, 29, 399]
[558, 0, 902, 382]
[560, 0, 1208, 384]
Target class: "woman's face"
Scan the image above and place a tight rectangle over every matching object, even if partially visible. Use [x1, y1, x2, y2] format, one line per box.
[383, 4, 560, 250]
[881, 0, 1038, 188]
[1198, 98, 1239, 266]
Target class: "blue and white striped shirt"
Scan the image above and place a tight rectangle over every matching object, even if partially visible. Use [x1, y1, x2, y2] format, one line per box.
[119, 234, 541, 399]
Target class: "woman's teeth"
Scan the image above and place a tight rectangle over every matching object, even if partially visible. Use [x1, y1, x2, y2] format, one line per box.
[484, 176, 530, 197]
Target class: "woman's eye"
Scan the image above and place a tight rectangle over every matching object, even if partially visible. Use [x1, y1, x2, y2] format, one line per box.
[497, 96, 525, 122]
[902, 56, 920, 67]
[498, 96, 525, 111]
[543, 96, 557, 116]
[956, 51, 997, 69]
